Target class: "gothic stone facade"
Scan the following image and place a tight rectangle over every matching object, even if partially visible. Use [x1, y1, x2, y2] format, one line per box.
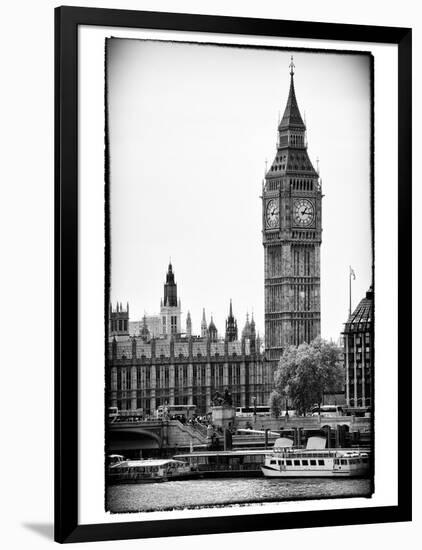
[108, 264, 272, 415]
[108, 335, 272, 415]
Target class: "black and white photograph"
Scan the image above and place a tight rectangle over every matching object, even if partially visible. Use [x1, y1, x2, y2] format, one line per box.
[105, 38, 374, 513]
[0, 0, 416, 546]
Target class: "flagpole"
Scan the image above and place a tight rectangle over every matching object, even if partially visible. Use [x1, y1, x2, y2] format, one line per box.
[349, 266, 352, 317]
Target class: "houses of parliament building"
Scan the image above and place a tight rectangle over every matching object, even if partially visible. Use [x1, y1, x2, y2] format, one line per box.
[107, 59, 323, 415]
[108, 264, 269, 414]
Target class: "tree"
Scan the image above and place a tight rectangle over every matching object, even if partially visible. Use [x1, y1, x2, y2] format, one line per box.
[274, 338, 344, 416]
[268, 390, 283, 418]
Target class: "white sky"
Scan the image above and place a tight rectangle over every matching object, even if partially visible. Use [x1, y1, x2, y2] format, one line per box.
[107, 38, 372, 342]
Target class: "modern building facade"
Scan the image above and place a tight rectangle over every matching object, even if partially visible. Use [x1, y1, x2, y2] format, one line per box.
[342, 287, 373, 410]
[262, 58, 322, 363]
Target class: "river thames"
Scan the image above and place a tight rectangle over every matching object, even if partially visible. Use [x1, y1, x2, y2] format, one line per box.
[107, 478, 372, 513]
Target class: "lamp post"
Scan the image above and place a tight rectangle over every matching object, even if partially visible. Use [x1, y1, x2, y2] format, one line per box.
[252, 396, 257, 424]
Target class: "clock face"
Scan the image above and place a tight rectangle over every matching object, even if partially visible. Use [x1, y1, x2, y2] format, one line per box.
[266, 199, 279, 229]
[293, 199, 315, 227]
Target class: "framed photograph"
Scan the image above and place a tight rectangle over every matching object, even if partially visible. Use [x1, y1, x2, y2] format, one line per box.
[55, 6, 411, 543]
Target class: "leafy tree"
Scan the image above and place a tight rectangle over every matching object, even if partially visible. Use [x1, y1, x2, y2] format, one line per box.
[268, 390, 283, 418]
[274, 337, 344, 415]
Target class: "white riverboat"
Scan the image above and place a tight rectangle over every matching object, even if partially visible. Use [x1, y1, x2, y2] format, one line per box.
[261, 436, 370, 478]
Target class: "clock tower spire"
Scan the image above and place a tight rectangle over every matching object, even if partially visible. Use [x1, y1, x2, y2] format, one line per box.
[262, 58, 322, 363]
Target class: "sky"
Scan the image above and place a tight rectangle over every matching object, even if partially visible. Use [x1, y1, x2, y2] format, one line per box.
[106, 38, 372, 342]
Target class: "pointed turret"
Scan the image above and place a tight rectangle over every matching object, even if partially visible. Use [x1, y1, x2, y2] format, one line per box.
[250, 312, 256, 337]
[140, 313, 150, 341]
[241, 312, 252, 340]
[109, 301, 129, 338]
[164, 262, 177, 307]
[208, 316, 218, 342]
[186, 310, 192, 338]
[249, 312, 257, 352]
[160, 262, 182, 337]
[225, 299, 238, 342]
[201, 308, 208, 338]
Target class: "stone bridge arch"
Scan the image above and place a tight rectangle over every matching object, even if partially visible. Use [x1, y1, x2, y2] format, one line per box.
[108, 427, 162, 453]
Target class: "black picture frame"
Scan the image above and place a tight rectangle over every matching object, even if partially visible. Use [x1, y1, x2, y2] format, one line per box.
[55, 6, 412, 543]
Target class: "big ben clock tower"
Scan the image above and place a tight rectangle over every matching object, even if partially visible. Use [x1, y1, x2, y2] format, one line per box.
[262, 58, 322, 363]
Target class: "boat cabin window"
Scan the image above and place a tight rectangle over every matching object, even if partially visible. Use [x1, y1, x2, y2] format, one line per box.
[341, 459, 347, 465]
[286, 460, 292, 466]
[270, 460, 277, 465]
[302, 460, 309, 466]
[294, 460, 300, 466]
[310, 460, 317, 466]
[318, 459, 325, 466]
[278, 460, 283, 465]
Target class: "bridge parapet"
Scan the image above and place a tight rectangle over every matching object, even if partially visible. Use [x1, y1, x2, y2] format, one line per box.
[236, 415, 370, 432]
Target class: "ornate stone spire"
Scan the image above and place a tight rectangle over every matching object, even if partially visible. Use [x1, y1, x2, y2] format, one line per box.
[278, 56, 306, 131]
[265, 58, 318, 179]
[201, 308, 208, 338]
[225, 299, 238, 342]
[164, 262, 177, 307]
[186, 310, 192, 338]
[208, 316, 218, 342]
[242, 312, 252, 340]
[140, 313, 150, 341]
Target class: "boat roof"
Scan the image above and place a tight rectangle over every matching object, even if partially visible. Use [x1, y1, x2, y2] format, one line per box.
[270, 448, 371, 456]
[110, 459, 186, 468]
[174, 449, 272, 458]
[305, 436, 327, 450]
[273, 437, 294, 448]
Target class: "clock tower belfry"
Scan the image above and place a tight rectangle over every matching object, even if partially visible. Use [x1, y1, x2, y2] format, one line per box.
[262, 58, 322, 362]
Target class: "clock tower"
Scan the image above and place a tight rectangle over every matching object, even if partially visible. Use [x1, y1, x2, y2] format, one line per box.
[262, 58, 322, 363]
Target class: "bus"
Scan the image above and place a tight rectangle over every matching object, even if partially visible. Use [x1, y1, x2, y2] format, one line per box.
[235, 405, 271, 417]
[155, 404, 197, 420]
[107, 407, 143, 421]
[311, 405, 344, 417]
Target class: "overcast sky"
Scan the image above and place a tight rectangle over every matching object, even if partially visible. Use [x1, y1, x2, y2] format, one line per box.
[106, 38, 372, 342]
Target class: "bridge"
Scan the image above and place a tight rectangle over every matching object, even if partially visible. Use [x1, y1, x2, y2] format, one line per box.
[108, 419, 208, 453]
[108, 415, 371, 454]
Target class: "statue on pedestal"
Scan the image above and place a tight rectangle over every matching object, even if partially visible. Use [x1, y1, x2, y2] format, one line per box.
[211, 388, 233, 407]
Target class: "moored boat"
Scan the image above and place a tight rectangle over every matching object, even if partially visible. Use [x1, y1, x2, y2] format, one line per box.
[108, 458, 193, 484]
[173, 448, 268, 477]
[261, 436, 370, 478]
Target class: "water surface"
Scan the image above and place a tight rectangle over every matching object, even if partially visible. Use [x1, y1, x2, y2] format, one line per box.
[107, 477, 372, 513]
